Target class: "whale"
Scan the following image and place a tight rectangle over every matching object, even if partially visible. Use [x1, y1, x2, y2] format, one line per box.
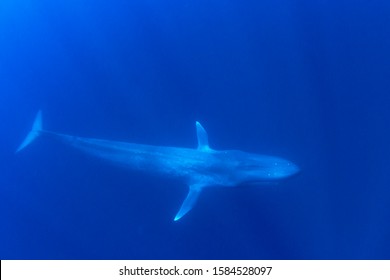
[17, 111, 299, 221]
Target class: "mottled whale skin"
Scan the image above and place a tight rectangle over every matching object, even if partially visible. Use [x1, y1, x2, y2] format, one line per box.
[17, 111, 299, 221]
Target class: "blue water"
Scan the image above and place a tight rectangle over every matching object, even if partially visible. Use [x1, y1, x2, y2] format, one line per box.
[1, 0, 390, 259]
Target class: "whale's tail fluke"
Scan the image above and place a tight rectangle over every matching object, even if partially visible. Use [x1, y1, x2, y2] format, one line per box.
[16, 111, 43, 153]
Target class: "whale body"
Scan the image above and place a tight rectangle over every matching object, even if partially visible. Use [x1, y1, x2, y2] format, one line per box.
[17, 111, 299, 221]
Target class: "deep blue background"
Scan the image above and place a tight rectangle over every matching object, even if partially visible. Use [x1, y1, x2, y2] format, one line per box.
[1, 0, 390, 259]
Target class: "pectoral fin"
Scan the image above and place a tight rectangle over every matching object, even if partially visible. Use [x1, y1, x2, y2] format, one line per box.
[174, 185, 203, 221]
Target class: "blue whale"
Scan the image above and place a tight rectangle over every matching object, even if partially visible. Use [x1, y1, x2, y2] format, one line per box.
[17, 111, 299, 221]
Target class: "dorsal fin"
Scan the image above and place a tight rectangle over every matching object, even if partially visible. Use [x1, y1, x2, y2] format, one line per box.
[196, 121, 210, 151]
